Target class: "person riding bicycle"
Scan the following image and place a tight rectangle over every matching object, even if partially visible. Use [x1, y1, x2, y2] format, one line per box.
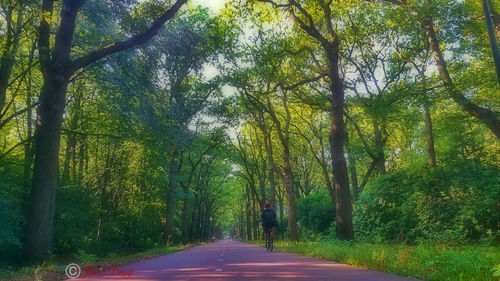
[261, 202, 277, 240]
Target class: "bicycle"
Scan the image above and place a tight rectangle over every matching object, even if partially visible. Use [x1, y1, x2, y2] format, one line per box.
[265, 228, 274, 252]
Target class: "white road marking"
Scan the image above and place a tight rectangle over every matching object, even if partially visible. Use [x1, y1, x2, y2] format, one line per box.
[215, 242, 225, 272]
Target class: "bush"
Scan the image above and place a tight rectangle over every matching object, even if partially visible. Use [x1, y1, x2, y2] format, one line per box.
[54, 183, 166, 254]
[0, 198, 23, 264]
[53, 184, 98, 254]
[354, 161, 500, 243]
[297, 192, 335, 239]
[0, 158, 24, 264]
[74, 249, 98, 263]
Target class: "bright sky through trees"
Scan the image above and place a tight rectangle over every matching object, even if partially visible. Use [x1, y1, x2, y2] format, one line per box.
[192, 0, 230, 12]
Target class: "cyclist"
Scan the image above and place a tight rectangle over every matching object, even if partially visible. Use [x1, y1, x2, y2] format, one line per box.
[260, 202, 277, 247]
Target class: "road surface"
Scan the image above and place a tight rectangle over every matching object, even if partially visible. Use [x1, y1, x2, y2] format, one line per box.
[68, 240, 418, 281]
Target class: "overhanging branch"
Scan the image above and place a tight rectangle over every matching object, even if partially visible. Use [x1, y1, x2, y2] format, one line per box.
[69, 0, 187, 74]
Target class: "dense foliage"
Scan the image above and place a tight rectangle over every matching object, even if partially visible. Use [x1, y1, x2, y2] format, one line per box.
[0, 2, 239, 264]
[354, 162, 500, 243]
[297, 193, 335, 239]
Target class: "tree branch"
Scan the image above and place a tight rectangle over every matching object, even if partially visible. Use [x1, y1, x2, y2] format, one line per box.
[70, 0, 187, 74]
[0, 102, 39, 130]
[0, 137, 33, 160]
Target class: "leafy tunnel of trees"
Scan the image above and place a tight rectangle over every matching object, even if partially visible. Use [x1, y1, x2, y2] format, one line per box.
[0, 0, 499, 266]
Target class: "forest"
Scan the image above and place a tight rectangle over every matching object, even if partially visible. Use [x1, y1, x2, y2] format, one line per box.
[0, 0, 499, 280]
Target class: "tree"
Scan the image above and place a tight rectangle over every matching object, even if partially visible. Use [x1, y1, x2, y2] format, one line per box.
[24, 0, 186, 261]
[342, 8, 409, 175]
[482, 0, 500, 83]
[373, 0, 500, 138]
[253, 0, 354, 240]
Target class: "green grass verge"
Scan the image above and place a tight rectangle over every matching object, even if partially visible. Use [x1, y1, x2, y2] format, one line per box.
[0, 243, 201, 281]
[244, 240, 500, 281]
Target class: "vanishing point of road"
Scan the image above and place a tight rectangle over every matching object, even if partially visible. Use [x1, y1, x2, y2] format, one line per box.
[69, 240, 419, 281]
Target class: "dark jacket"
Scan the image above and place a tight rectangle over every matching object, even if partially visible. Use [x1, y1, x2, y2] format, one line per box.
[261, 208, 277, 227]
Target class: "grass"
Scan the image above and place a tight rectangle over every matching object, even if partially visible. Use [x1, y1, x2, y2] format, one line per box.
[245, 240, 500, 281]
[0, 243, 200, 281]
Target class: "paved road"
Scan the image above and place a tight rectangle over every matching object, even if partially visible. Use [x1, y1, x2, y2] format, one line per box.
[68, 240, 418, 281]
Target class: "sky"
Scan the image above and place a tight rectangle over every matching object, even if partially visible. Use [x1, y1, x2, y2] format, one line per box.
[190, 0, 230, 13]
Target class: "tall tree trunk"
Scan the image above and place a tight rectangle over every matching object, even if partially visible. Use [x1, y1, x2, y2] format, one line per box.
[345, 132, 359, 201]
[239, 213, 245, 239]
[279, 0, 354, 239]
[0, 52, 14, 115]
[422, 18, 500, 138]
[23, 74, 71, 261]
[319, 162, 336, 210]
[267, 94, 298, 241]
[373, 120, 386, 174]
[299, 122, 336, 218]
[258, 120, 276, 207]
[98, 144, 112, 244]
[282, 149, 298, 240]
[326, 47, 354, 241]
[165, 148, 179, 244]
[349, 153, 359, 201]
[198, 201, 204, 241]
[245, 186, 252, 240]
[203, 205, 210, 241]
[257, 171, 266, 207]
[483, 0, 500, 83]
[78, 136, 85, 183]
[66, 86, 83, 182]
[254, 131, 267, 205]
[196, 200, 205, 241]
[23, 41, 36, 207]
[265, 133, 277, 207]
[277, 186, 284, 240]
[189, 192, 198, 242]
[84, 137, 89, 174]
[298, 118, 336, 218]
[62, 134, 74, 181]
[71, 139, 78, 180]
[22, 119, 34, 205]
[423, 93, 437, 168]
[196, 198, 202, 242]
[487, 0, 500, 38]
[23, 0, 81, 261]
[252, 194, 258, 240]
[181, 188, 189, 244]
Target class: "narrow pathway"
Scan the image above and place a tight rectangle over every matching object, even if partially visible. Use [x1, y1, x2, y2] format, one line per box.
[68, 240, 419, 281]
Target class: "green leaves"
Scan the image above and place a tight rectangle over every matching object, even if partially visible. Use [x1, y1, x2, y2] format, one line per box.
[354, 161, 500, 243]
[492, 264, 500, 277]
